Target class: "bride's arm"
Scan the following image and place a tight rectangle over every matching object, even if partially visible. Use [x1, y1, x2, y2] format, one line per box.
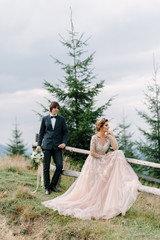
[90, 136, 104, 159]
[107, 131, 118, 151]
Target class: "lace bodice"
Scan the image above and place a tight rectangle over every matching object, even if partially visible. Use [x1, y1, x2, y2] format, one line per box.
[90, 134, 118, 159]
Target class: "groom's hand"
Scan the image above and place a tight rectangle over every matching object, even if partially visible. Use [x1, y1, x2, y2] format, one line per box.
[58, 143, 66, 149]
[36, 146, 41, 151]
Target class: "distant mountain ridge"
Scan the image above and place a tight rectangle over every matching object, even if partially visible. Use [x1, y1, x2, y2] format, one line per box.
[0, 144, 7, 158]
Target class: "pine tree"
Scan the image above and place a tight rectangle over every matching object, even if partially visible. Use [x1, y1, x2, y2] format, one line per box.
[116, 115, 136, 159]
[7, 122, 27, 156]
[137, 59, 160, 178]
[115, 115, 143, 173]
[41, 14, 113, 160]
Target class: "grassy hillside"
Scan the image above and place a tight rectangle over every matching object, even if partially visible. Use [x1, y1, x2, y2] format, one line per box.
[0, 155, 160, 240]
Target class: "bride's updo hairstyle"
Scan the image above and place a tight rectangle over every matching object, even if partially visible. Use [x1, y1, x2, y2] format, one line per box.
[96, 118, 108, 132]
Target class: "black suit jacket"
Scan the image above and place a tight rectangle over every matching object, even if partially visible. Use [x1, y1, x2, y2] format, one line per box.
[37, 114, 68, 150]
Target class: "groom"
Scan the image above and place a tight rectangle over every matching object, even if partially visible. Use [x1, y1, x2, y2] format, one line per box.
[37, 101, 68, 195]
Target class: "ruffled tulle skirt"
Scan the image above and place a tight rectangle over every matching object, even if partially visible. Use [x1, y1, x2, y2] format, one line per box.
[42, 150, 140, 220]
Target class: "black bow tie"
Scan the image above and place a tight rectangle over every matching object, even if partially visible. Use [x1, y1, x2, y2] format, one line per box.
[51, 116, 57, 119]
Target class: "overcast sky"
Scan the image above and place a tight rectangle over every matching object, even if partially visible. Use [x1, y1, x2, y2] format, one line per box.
[1, 0, 160, 153]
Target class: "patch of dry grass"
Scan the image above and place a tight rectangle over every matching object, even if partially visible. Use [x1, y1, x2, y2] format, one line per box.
[63, 156, 81, 171]
[137, 192, 160, 215]
[0, 155, 34, 173]
[12, 186, 36, 200]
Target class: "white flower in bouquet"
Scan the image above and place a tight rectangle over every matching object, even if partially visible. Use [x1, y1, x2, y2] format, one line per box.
[31, 150, 44, 164]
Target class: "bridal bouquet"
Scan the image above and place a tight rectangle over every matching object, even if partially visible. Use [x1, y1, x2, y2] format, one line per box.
[30, 150, 44, 169]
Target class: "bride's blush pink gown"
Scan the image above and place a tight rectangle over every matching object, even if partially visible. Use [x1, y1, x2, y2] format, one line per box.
[42, 135, 141, 220]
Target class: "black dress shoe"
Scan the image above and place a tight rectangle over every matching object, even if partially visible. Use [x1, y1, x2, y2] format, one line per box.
[50, 186, 61, 193]
[45, 189, 50, 195]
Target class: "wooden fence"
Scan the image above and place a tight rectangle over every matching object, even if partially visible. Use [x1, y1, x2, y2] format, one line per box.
[65, 146, 160, 183]
[32, 141, 160, 196]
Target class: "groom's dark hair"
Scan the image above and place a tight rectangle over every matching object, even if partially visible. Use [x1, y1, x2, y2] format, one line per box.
[50, 101, 60, 112]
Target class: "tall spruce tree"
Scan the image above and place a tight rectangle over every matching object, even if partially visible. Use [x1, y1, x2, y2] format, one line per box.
[137, 60, 160, 178]
[7, 122, 27, 156]
[42, 15, 112, 159]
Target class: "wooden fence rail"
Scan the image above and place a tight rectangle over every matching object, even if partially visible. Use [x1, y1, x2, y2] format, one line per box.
[32, 142, 160, 196]
[32, 143, 160, 169]
[64, 146, 160, 184]
[65, 146, 160, 169]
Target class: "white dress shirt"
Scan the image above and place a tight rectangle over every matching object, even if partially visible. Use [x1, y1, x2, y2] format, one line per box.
[50, 114, 57, 130]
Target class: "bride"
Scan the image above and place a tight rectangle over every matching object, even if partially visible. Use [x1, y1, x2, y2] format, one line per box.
[42, 118, 141, 220]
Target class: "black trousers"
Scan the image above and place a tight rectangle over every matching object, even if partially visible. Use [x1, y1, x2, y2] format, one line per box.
[43, 149, 63, 190]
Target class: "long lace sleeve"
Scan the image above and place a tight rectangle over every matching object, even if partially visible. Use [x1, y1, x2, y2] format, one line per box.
[90, 135, 104, 159]
[110, 136, 118, 150]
